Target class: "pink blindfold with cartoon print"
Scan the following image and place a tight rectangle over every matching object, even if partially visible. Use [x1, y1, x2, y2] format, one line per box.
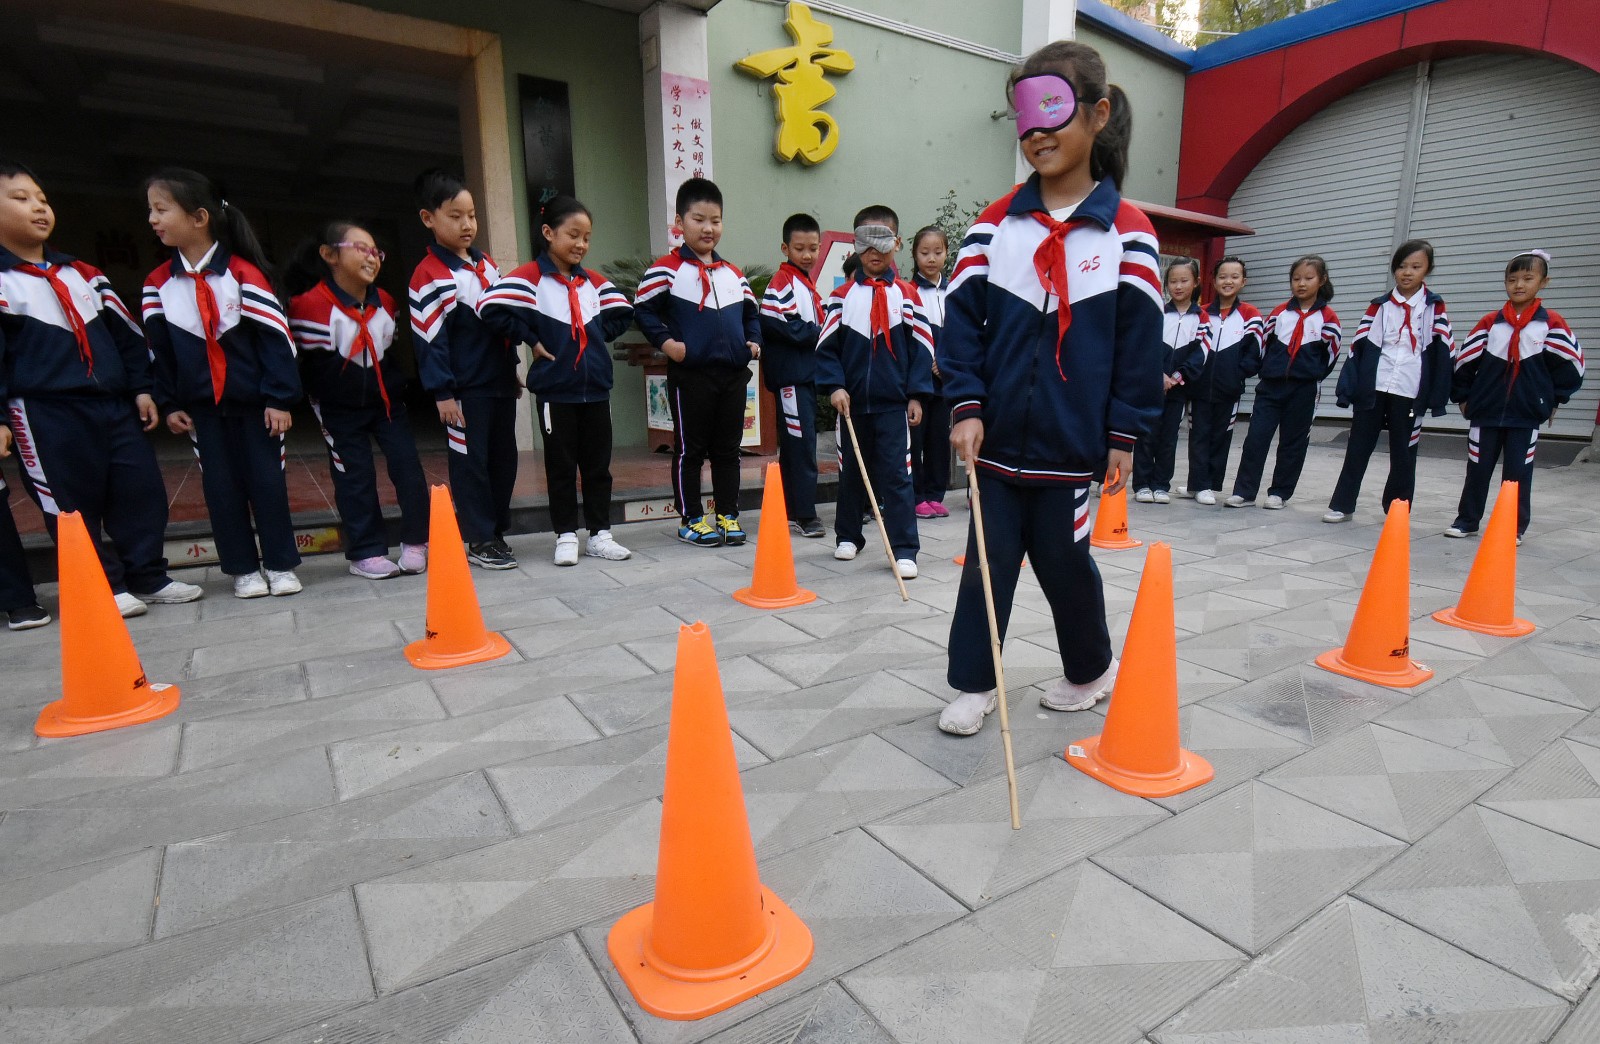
[1013, 74, 1079, 139]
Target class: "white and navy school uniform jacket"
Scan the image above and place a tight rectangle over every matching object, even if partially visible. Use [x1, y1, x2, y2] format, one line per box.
[758, 261, 822, 391]
[1258, 298, 1341, 382]
[143, 245, 300, 413]
[1334, 287, 1452, 416]
[0, 246, 149, 402]
[939, 175, 1164, 485]
[815, 270, 936, 414]
[407, 244, 518, 401]
[1163, 300, 1207, 395]
[911, 271, 948, 390]
[475, 254, 633, 404]
[1452, 301, 1584, 428]
[634, 246, 760, 370]
[1192, 302, 1264, 403]
[288, 281, 400, 414]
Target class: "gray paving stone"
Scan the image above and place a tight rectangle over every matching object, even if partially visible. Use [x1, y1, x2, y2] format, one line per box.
[1201, 664, 1412, 747]
[877, 684, 1098, 788]
[1095, 781, 1405, 953]
[729, 671, 945, 759]
[1378, 678, 1586, 767]
[303, 641, 527, 700]
[698, 982, 892, 1044]
[568, 655, 796, 738]
[1470, 642, 1600, 709]
[623, 613, 817, 671]
[189, 617, 402, 679]
[1149, 705, 1306, 814]
[1479, 738, 1600, 848]
[0, 849, 159, 985]
[0, 723, 181, 809]
[1552, 977, 1600, 1043]
[431, 643, 656, 717]
[753, 624, 946, 688]
[390, 593, 579, 642]
[1153, 898, 1568, 1043]
[778, 590, 944, 640]
[1178, 620, 1337, 683]
[1215, 568, 1357, 610]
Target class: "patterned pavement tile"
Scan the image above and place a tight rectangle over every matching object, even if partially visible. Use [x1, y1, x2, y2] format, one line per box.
[391, 593, 580, 642]
[428, 643, 655, 717]
[1152, 897, 1568, 1043]
[566, 655, 795, 737]
[0, 849, 159, 985]
[1148, 705, 1307, 814]
[0, 724, 181, 810]
[1215, 569, 1354, 610]
[1378, 678, 1586, 766]
[1470, 642, 1600, 710]
[302, 641, 526, 700]
[1094, 781, 1405, 954]
[729, 671, 945, 759]
[779, 591, 945, 640]
[622, 613, 817, 671]
[1200, 664, 1413, 747]
[753, 625, 946, 688]
[1479, 739, 1600, 848]
[188, 618, 402, 679]
[1553, 977, 1600, 1043]
[1177, 621, 1336, 683]
[698, 982, 894, 1044]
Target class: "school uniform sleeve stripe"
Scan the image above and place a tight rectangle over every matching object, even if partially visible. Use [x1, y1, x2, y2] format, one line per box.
[140, 284, 164, 318]
[476, 279, 540, 312]
[948, 252, 988, 294]
[1117, 258, 1163, 309]
[635, 267, 675, 302]
[1547, 329, 1583, 366]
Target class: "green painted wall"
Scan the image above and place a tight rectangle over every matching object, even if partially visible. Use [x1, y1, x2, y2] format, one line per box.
[1076, 24, 1186, 207]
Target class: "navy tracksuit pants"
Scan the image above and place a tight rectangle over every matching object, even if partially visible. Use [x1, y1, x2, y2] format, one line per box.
[1186, 399, 1237, 494]
[1232, 378, 1319, 502]
[834, 409, 918, 559]
[538, 398, 614, 535]
[445, 396, 518, 544]
[1328, 391, 1423, 515]
[911, 394, 952, 504]
[7, 395, 173, 595]
[947, 476, 1111, 693]
[188, 411, 300, 576]
[0, 479, 37, 611]
[1454, 425, 1537, 536]
[775, 382, 819, 521]
[315, 401, 430, 560]
[1133, 393, 1186, 492]
[667, 363, 748, 522]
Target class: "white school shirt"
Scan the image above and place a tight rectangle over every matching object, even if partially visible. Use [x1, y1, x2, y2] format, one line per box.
[1374, 286, 1426, 399]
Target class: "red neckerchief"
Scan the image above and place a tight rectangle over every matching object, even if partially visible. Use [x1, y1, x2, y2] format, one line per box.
[182, 264, 229, 403]
[14, 263, 93, 376]
[320, 283, 392, 418]
[550, 269, 590, 367]
[1390, 290, 1420, 352]
[1501, 299, 1541, 387]
[1031, 212, 1089, 380]
[865, 278, 895, 356]
[785, 262, 821, 318]
[1284, 304, 1316, 368]
[463, 255, 492, 292]
[687, 255, 725, 311]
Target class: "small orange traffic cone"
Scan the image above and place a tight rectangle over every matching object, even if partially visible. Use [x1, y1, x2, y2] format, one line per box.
[733, 463, 815, 609]
[1316, 500, 1433, 687]
[404, 484, 512, 670]
[1090, 481, 1142, 550]
[608, 621, 813, 1020]
[1065, 542, 1212, 797]
[35, 511, 180, 738]
[1433, 481, 1533, 637]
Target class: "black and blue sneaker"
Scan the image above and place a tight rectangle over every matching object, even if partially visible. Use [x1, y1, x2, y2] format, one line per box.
[717, 514, 747, 546]
[678, 513, 723, 546]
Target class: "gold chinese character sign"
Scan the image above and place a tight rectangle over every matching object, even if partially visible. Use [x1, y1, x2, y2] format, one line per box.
[735, 2, 854, 165]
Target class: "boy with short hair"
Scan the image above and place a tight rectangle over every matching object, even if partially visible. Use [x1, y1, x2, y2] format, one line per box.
[817, 205, 935, 579]
[634, 178, 762, 546]
[760, 213, 825, 538]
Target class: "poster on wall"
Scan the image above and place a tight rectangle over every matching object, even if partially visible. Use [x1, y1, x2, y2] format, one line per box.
[660, 72, 713, 247]
[741, 360, 762, 448]
[520, 76, 576, 212]
[646, 373, 673, 431]
[811, 231, 856, 293]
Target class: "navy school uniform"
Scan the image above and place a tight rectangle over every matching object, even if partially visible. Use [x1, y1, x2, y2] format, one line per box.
[1133, 300, 1206, 493]
[1328, 287, 1453, 515]
[1230, 299, 1341, 503]
[760, 260, 824, 521]
[1186, 302, 1264, 494]
[477, 255, 633, 535]
[289, 280, 429, 561]
[634, 246, 761, 520]
[144, 244, 301, 576]
[938, 176, 1165, 693]
[0, 475, 38, 612]
[909, 270, 953, 505]
[1449, 301, 1584, 535]
[815, 269, 936, 558]
[1, 246, 178, 595]
[408, 244, 519, 544]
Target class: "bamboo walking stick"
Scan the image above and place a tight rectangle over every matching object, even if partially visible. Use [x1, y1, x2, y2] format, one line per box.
[965, 462, 1022, 829]
[842, 411, 910, 602]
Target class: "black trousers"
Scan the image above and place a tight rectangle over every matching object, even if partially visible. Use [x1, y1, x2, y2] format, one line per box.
[1232, 378, 1318, 502]
[314, 401, 430, 560]
[1454, 425, 1537, 535]
[7, 395, 173, 594]
[445, 396, 518, 544]
[911, 394, 952, 503]
[1133, 394, 1186, 492]
[775, 382, 818, 520]
[1328, 392, 1422, 515]
[947, 477, 1110, 692]
[667, 363, 748, 520]
[539, 398, 614, 534]
[835, 410, 918, 558]
[188, 411, 300, 575]
[0, 479, 37, 611]
[1186, 399, 1236, 493]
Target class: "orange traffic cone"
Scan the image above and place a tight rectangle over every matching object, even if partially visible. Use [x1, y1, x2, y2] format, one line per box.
[733, 463, 815, 609]
[1316, 500, 1433, 687]
[35, 511, 180, 738]
[404, 484, 512, 670]
[1065, 542, 1213, 797]
[1433, 481, 1533, 637]
[608, 621, 813, 1020]
[1090, 482, 1142, 550]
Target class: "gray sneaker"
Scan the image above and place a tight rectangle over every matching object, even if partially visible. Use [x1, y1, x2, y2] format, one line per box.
[938, 689, 998, 735]
[1041, 660, 1118, 712]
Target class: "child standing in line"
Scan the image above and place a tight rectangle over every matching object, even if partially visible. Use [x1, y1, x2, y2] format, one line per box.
[0, 160, 199, 620]
[909, 225, 953, 518]
[287, 221, 430, 579]
[1445, 250, 1583, 542]
[759, 212, 826, 538]
[477, 195, 635, 566]
[634, 177, 762, 547]
[1184, 257, 1262, 505]
[937, 42, 1164, 736]
[1227, 255, 1340, 510]
[408, 170, 521, 570]
[1325, 240, 1453, 522]
[1134, 257, 1205, 504]
[816, 205, 935, 579]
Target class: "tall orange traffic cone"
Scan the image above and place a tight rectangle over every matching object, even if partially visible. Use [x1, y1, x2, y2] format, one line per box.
[608, 621, 813, 1020]
[35, 511, 180, 738]
[1065, 542, 1212, 797]
[1432, 481, 1533, 637]
[733, 463, 815, 609]
[1315, 500, 1433, 686]
[1090, 481, 1142, 550]
[404, 484, 512, 670]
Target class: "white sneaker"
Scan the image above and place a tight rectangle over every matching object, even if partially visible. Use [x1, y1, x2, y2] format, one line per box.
[553, 533, 580, 566]
[113, 591, 148, 618]
[834, 541, 858, 561]
[349, 556, 400, 580]
[1263, 495, 1285, 510]
[1153, 490, 1171, 504]
[1195, 490, 1216, 506]
[1134, 488, 1154, 503]
[1323, 510, 1350, 523]
[266, 569, 302, 596]
[585, 530, 632, 561]
[938, 689, 998, 735]
[142, 579, 203, 603]
[1443, 526, 1473, 539]
[1224, 494, 1248, 508]
[895, 558, 918, 580]
[1041, 659, 1118, 712]
[1173, 486, 1195, 499]
[233, 571, 270, 599]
